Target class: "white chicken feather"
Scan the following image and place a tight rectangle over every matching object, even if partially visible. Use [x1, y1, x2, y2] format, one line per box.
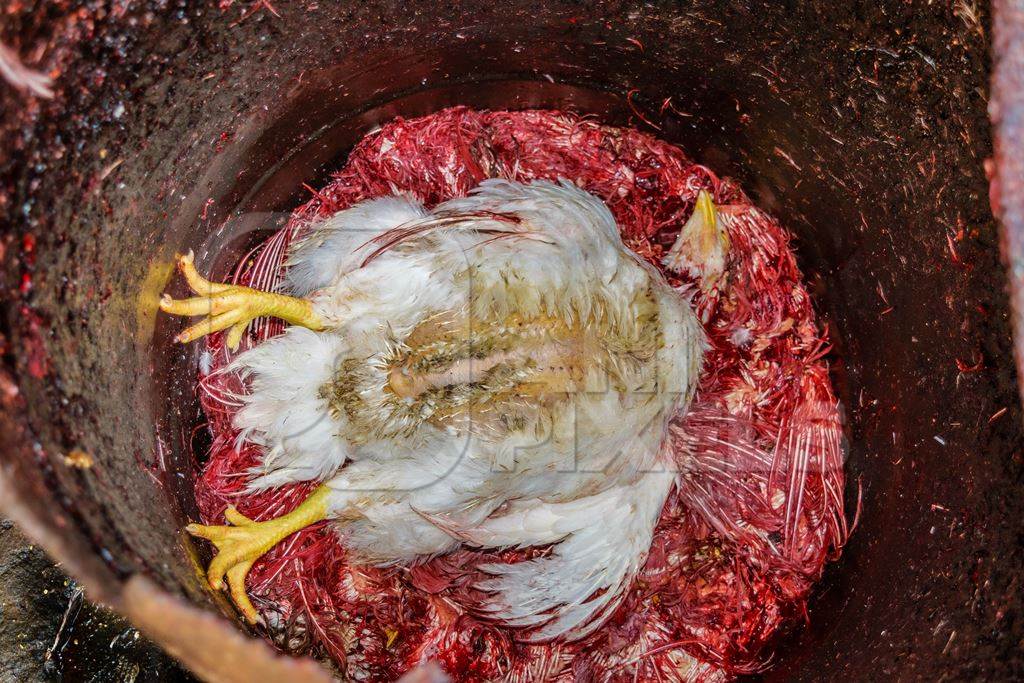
[173, 179, 707, 640]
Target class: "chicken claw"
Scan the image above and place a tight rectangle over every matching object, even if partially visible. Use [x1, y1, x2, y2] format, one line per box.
[186, 486, 332, 624]
[160, 251, 325, 350]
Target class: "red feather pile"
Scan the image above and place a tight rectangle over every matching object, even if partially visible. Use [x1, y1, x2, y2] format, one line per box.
[190, 107, 849, 681]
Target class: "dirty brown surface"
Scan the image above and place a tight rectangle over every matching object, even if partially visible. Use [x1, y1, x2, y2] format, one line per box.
[0, 519, 68, 681]
[0, 520, 191, 682]
[0, 0, 1021, 680]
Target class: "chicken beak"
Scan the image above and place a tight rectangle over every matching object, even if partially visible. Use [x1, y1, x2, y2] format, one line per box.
[693, 190, 722, 253]
[662, 190, 730, 290]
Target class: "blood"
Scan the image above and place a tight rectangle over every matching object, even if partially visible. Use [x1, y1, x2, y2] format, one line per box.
[191, 107, 848, 681]
[20, 304, 50, 379]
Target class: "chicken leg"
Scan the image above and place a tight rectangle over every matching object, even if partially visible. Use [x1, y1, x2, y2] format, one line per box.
[160, 251, 325, 350]
[186, 485, 331, 624]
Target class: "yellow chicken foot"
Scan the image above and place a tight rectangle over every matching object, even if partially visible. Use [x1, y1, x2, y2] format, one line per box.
[186, 485, 332, 624]
[160, 251, 325, 350]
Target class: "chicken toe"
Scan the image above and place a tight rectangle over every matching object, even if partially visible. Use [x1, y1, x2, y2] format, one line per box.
[186, 486, 332, 623]
[160, 250, 325, 350]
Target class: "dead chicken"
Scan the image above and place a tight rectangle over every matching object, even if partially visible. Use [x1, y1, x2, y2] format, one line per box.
[162, 179, 726, 640]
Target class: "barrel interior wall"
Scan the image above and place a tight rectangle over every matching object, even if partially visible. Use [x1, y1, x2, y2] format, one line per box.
[1, 1, 1020, 680]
